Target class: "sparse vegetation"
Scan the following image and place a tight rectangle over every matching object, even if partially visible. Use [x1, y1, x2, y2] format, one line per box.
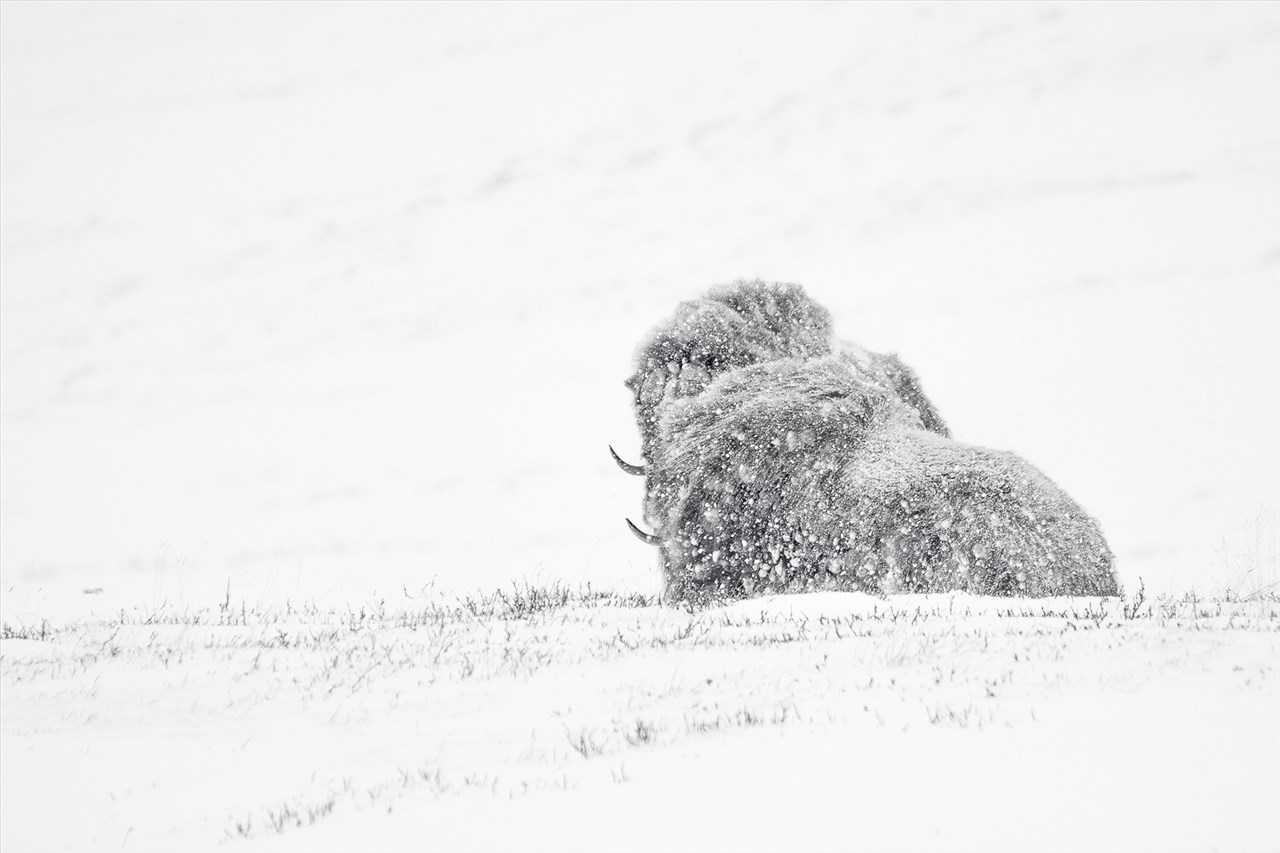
[1215, 512, 1280, 601]
[2, 584, 1277, 847]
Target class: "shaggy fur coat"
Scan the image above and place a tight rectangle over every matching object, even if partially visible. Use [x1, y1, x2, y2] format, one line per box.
[624, 281, 1118, 604]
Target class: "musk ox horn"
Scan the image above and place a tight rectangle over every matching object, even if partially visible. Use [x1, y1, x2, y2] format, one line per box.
[609, 445, 645, 476]
[625, 518, 661, 545]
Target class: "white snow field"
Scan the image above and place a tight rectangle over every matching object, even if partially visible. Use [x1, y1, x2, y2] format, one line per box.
[1, 1, 1278, 851]
[1, 592, 1277, 852]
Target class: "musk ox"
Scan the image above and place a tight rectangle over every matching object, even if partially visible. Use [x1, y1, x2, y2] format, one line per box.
[614, 280, 1118, 605]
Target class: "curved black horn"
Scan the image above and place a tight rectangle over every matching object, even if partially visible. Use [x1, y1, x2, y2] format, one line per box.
[609, 445, 645, 476]
[625, 518, 661, 546]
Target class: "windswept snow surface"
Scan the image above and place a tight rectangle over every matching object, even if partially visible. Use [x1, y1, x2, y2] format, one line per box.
[2, 592, 1278, 852]
[2, 2, 1279, 851]
[2, 1, 1277, 620]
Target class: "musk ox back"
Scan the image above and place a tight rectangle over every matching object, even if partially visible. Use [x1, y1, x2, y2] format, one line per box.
[616, 280, 1118, 605]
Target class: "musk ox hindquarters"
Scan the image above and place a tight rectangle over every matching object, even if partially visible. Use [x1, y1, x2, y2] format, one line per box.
[619, 281, 1117, 604]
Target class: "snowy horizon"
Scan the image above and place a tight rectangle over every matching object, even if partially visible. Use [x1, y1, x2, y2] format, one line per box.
[3, 2, 1278, 621]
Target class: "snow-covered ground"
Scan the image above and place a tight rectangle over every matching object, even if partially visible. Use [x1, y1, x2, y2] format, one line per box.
[2, 2, 1278, 850]
[3, 591, 1278, 852]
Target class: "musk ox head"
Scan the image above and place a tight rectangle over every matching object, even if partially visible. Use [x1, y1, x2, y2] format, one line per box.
[615, 280, 1118, 605]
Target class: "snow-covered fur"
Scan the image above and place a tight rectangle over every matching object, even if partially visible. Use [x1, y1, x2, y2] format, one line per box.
[625, 281, 1118, 604]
